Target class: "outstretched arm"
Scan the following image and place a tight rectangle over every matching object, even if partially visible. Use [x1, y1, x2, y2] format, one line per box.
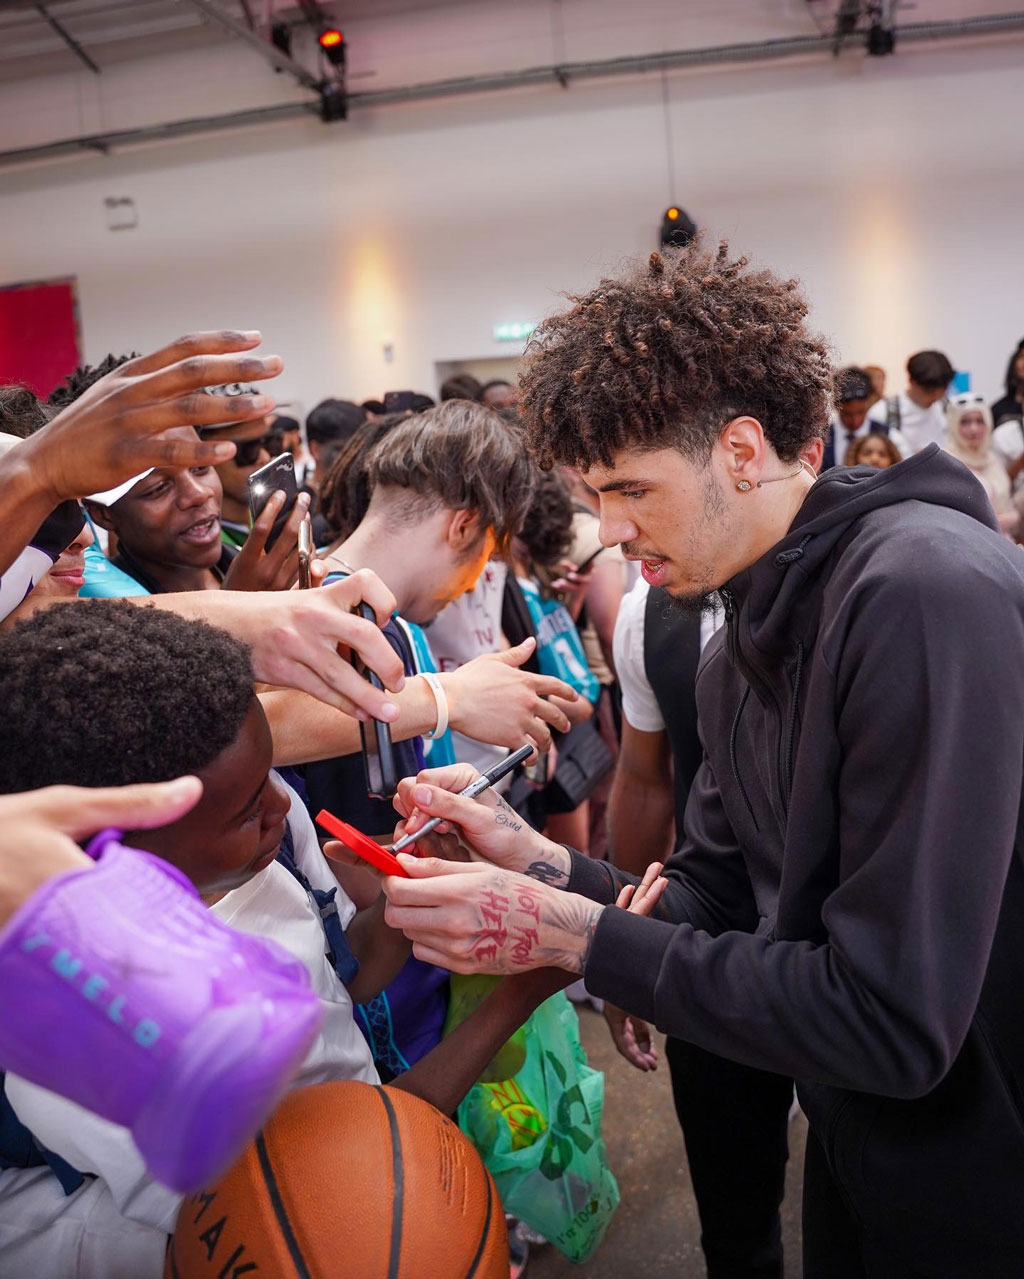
[263, 638, 575, 766]
[388, 967, 572, 1116]
[1, 331, 279, 576]
[143, 569, 406, 720]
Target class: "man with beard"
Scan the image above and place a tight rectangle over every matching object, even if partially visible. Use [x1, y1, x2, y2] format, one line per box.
[381, 241, 1024, 1278]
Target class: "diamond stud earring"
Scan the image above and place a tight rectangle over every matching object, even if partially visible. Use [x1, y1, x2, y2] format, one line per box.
[737, 479, 752, 491]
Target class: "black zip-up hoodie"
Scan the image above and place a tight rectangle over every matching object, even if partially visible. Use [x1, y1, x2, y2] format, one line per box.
[573, 446, 1024, 1262]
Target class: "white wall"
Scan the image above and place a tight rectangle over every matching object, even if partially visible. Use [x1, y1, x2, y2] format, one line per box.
[1, 16, 1022, 405]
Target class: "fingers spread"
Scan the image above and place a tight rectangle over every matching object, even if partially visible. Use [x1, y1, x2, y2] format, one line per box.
[118, 435, 238, 473]
[130, 351, 282, 402]
[533, 699, 571, 733]
[147, 392, 276, 431]
[530, 674, 579, 701]
[123, 331, 264, 376]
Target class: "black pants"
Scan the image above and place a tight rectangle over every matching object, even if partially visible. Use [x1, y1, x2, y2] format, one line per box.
[666, 1037, 793, 1279]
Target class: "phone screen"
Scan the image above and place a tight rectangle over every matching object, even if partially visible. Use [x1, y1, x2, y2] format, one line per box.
[246, 453, 298, 550]
[352, 602, 398, 800]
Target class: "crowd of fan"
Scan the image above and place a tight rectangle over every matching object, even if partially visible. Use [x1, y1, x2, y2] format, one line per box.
[0, 321, 1022, 1279]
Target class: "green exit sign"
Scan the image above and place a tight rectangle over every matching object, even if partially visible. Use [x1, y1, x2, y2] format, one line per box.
[493, 322, 536, 343]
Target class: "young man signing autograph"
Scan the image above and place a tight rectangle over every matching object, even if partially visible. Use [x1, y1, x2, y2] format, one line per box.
[383, 242, 1024, 1278]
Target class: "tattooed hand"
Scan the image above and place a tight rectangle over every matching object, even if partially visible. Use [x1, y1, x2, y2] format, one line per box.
[392, 763, 572, 883]
[382, 859, 603, 976]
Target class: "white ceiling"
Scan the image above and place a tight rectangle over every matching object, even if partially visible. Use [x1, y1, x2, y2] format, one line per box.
[2, 0, 1022, 83]
[0, 1, 472, 79]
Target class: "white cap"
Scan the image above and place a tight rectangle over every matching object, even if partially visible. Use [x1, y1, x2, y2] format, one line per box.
[86, 469, 154, 505]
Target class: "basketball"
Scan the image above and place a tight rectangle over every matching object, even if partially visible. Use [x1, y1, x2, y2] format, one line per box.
[164, 1081, 509, 1279]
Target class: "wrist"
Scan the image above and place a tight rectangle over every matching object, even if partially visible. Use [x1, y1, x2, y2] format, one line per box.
[520, 839, 573, 888]
[436, 670, 462, 732]
[15, 432, 65, 507]
[536, 888, 604, 976]
[1, 442, 60, 526]
[420, 671, 449, 740]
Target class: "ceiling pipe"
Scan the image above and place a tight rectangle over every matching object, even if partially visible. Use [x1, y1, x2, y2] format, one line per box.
[184, 0, 321, 92]
[1, 9, 1022, 169]
[33, 2, 102, 75]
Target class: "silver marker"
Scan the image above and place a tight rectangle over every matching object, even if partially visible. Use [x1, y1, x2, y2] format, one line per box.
[390, 743, 535, 853]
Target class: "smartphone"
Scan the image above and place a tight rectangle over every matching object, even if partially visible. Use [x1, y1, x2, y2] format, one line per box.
[352, 601, 398, 800]
[297, 519, 312, 589]
[246, 452, 298, 551]
[383, 390, 416, 413]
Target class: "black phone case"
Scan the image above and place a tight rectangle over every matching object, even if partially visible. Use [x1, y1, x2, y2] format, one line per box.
[246, 453, 298, 551]
[354, 602, 398, 800]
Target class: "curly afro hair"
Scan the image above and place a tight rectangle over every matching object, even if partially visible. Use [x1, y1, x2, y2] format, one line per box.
[519, 238, 833, 470]
[518, 466, 575, 574]
[0, 600, 254, 794]
[48, 354, 135, 409]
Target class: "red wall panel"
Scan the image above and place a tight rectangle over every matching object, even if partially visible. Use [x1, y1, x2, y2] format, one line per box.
[0, 277, 82, 399]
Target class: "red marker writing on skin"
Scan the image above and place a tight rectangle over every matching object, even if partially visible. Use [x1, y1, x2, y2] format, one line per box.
[315, 811, 410, 878]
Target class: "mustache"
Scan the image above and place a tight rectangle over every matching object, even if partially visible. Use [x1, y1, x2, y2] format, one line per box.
[623, 544, 663, 560]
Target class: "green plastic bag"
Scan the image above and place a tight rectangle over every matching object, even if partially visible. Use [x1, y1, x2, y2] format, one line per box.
[456, 992, 619, 1263]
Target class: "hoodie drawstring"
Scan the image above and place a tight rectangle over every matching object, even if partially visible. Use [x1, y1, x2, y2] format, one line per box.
[774, 533, 813, 568]
[729, 684, 758, 831]
[783, 641, 805, 806]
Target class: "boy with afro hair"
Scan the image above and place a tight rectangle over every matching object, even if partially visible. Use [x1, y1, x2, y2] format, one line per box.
[0, 600, 566, 1279]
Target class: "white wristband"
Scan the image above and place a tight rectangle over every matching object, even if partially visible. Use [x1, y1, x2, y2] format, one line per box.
[421, 672, 449, 740]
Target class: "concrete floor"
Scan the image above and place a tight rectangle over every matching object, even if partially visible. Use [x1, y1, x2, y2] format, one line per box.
[528, 1005, 807, 1279]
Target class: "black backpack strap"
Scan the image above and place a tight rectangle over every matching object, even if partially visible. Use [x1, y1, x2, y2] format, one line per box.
[501, 576, 542, 672]
[277, 823, 360, 986]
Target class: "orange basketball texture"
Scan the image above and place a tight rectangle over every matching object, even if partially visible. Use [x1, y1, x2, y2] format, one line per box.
[165, 1080, 509, 1279]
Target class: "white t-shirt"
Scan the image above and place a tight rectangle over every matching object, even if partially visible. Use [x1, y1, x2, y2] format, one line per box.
[613, 580, 724, 733]
[867, 393, 946, 455]
[426, 562, 509, 777]
[992, 418, 1024, 467]
[4, 779, 377, 1236]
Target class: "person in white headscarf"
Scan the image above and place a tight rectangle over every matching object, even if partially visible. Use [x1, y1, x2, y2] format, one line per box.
[943, 393, 1019, 540]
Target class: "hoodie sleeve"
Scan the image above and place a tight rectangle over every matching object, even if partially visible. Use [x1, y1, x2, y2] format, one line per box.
[568, 751, 760, 936]
[582, 541, 1024, 1098]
